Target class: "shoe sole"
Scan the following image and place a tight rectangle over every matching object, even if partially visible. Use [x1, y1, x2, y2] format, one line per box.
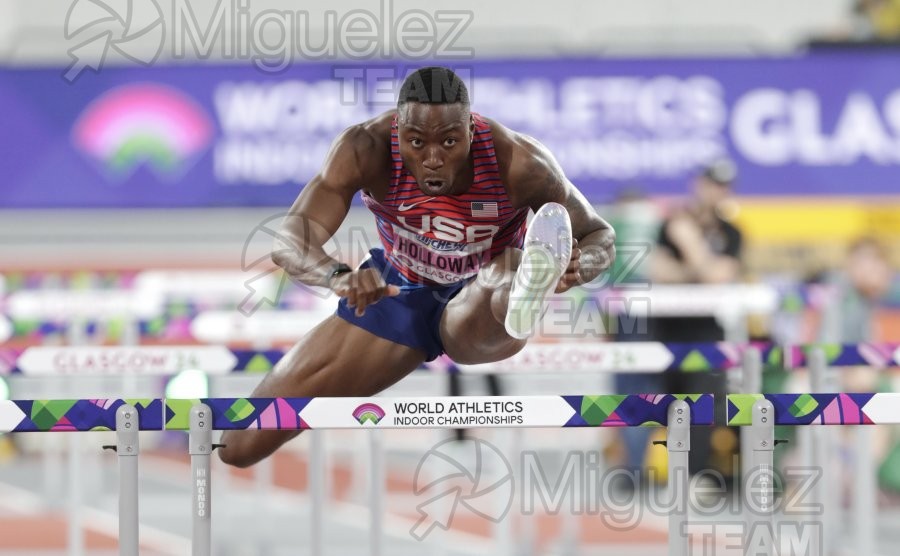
[504, 203, 572, 339]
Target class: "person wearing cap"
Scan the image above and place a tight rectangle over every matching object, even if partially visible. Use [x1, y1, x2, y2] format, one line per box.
[651, 159, 742, 287]
[647, 158, 744, 482]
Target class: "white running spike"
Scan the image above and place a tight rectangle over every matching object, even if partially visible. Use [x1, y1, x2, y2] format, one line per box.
[504, 202, 572, 339]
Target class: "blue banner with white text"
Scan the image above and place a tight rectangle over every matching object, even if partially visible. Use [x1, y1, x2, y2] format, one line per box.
[2, 53, 899, 208]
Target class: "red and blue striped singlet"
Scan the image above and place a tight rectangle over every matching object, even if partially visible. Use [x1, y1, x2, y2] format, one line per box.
[362, 113, 528, 286]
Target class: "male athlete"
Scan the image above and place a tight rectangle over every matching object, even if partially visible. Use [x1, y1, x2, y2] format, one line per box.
[219, 67, 616, 468]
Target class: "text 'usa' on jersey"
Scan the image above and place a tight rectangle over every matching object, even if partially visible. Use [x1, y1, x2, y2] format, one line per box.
[362, 113, 528, 286]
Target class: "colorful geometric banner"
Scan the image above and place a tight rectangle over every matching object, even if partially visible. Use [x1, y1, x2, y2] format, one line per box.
[726, 393, 900, 426]
[163, 398, 200, 431]
[165, 397, 310, 431]
[644, 342, 785, 372]
[164, 394, 715, 431]
[784, 343, 900, 369]
[0, 399, 163, 432]
[8, 393, 900, 431]
[561, 394, 713, 427]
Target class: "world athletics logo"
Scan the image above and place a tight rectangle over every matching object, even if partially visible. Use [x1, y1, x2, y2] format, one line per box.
[353, 403, 386, 425]
[71, 83, 214, 182]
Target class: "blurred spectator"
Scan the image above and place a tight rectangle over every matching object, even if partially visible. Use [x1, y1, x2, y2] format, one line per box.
[650, 159, 742, 290]
[814, 237, 900, 494]
[818, 237, 893, 344]
[649, 158, 744, 481]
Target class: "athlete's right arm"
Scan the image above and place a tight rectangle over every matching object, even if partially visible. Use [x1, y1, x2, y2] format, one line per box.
[272, 123, 399, 315]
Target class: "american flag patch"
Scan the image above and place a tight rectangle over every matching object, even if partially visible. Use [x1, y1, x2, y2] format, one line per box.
[471, 201, 498, 218]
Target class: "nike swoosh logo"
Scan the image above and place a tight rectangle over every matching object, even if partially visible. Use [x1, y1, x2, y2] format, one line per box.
[397, 198, 434, 212]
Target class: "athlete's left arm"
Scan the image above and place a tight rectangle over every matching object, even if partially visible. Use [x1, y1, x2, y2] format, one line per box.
[500, 129, 616, 292]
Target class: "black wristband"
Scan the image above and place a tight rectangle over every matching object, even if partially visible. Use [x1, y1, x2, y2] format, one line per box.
[327, 263, 353, 287]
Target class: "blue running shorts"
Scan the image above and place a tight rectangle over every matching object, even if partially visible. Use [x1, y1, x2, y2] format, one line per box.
[335, 249, 471, 361]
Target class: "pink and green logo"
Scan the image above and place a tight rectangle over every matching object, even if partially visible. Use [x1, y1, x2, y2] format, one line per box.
[353, 403, 385, 425]
[72, 83, 214, 180]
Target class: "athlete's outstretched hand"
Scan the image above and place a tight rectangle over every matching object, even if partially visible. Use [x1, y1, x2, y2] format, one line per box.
[555, 238, 582, 293]
[330, 267, 401, 316]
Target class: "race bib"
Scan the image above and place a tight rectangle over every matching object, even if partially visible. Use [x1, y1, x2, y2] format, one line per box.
[390, 224, 493, 284]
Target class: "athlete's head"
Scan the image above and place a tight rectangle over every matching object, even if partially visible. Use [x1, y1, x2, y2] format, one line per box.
[396, 67, 474, 196]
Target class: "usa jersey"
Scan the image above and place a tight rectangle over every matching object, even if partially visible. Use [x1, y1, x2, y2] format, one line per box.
[362, 113, 528, 285]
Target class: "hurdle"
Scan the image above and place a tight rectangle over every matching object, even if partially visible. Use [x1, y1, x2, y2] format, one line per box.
[3, 276, 894, 555]
[0, 394, 714, 556]
[5, 341, 899, 555]
[5, 392, 900, 555]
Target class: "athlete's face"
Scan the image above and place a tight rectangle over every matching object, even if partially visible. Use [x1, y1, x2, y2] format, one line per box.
[397, 102, 474, 196]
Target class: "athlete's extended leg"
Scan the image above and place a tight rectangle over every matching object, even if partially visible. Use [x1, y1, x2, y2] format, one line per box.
[440, 248, 525, 364]
[218, 316, 426, 468]
[440, 203, 572, 364]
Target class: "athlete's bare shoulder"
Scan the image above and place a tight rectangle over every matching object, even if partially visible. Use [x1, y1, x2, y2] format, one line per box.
[479, 115, 610, 243]
[355, 109, 395, 149]
[321, 110, 395, 198]
[479, 116, 566, 209]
